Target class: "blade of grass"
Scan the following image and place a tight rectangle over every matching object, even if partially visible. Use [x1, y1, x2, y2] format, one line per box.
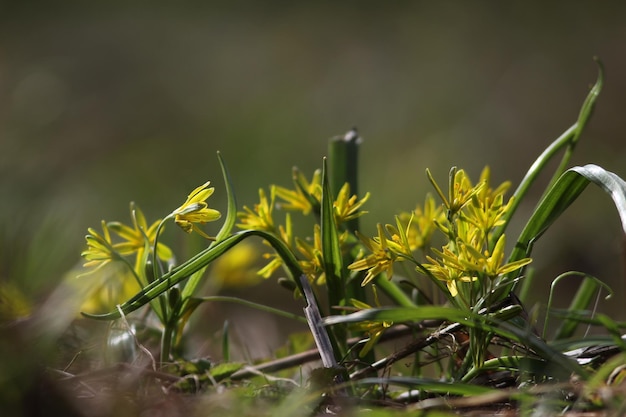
[491, 62, 603, 245]
[180, 151, 237, 303]
[190, 295, 307, 323]
[500, 164, 626, 297]
[545, 272, 613, 340]
[544, 58, 604, 192]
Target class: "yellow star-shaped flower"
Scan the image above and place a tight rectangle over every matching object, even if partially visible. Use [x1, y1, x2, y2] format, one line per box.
[172, 181, 221, 239]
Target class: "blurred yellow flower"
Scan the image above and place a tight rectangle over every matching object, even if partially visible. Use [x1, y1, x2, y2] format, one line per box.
[81, 220, 117, 270]
[108, 203, 173, 272]
[0, 282, 32, 320]
[79, 267, 143, 313]
[399, 193, 444, 251]
[274, 169, 322, 215]
[210, 241, 263, 288]
[171, 181, 221, 239]
[237, 188, 275, 232]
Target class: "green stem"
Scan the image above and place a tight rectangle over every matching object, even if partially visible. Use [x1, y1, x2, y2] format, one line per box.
[195, 296, 308, 323]
[328, 129, 367, 307]
[491, 123, 577, 246]
[161, 318, 174, 365]
[492, 61, 603, 248]
[373, 274, 416, 309]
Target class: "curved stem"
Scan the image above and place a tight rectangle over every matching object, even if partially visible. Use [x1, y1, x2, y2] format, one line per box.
[195, 296, 308, 323]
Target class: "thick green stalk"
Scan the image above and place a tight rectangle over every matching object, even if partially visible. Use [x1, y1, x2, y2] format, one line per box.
[328, 128, 366, 305]
[329, 128, 361, 232]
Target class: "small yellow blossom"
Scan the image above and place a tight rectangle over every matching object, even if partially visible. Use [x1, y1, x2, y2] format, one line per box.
[81, 220, 117, 270]
[294, 223, 348, 285]
[398, 194, 444, 252]
[295, 224, 325, 283]
[427, 168, 485, 216]
[108, 203, 173, 271]
[237, 188, 275, 232]
[256, 213, 294, 278]
[457, 234, 532, 279]
[461, 166, 514, 235]
[423, 247, 477, 297]
[274, 169, 322, 215]
[476, 166, 512, 206]
[333, 183, 370, 224]
[349, 224, 401, 286]
[171, 181, 221, 239]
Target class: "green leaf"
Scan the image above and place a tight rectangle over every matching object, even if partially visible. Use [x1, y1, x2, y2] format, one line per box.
[179, 152, 238, 303]
[209, 362, 245, 381]
[503, 164, 626, 297]
[320, 157, 344, 309]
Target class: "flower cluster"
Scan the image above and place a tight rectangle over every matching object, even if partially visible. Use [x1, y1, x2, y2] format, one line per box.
[236, 170, 367, 284]
[80, 182, 221, 311]
[348, 167, 531, 305]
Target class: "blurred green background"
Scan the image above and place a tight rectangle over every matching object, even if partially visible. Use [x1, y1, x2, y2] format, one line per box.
[2, 2, 626, 330]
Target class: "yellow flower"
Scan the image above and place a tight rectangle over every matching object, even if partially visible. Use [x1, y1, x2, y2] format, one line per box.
[79, 267, 143, 313]
[476, 166, 512, 206]
[256, 213, 294, 278]
[237, 188, 275, 232]
[81, 220, 117, 270]
[398, 194, 444, 251]
[423, 247, 476, 297]
[461, 166, 513, 235]
[210, 241, 263, 288]
[171, 181, 221, 239]
[427, 167, 485, 216]
[333, 183, 370, 224]
[295, 224, 350, 285]
[349, 224, 400, 286]
[108, 203, 173, 272]
[274, 169, 322, 215]
[457, 234, 532, 279]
